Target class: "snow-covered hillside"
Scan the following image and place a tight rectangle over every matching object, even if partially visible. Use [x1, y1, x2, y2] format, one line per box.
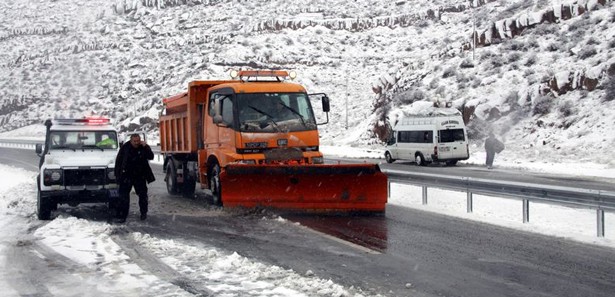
[0, 0, 614, 165]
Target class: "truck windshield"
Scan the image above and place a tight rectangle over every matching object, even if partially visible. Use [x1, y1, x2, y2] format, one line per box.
[49, 131, 118, 150]
[438, 129, 465, 143]
[236, 93, 317, 133]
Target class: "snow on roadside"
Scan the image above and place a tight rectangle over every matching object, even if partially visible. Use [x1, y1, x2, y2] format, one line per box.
[389, 183, 615, 248]
[0, 163, 376, 297]
[131, 232, 363, 297]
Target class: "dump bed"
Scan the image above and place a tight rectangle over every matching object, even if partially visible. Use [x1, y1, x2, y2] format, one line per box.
[159, 81, 228, 153]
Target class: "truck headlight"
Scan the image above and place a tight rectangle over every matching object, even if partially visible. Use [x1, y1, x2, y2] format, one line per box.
[106, 168, 116, 183]
[312, 157, 324, 164]
[43, 169, 63, 186]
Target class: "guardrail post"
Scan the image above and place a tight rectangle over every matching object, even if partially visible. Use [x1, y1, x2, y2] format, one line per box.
[522, 199, 530, 223]
[467, 191, 473, 213]
[422, 186, 428, 205]
[597, 208, 605, 237]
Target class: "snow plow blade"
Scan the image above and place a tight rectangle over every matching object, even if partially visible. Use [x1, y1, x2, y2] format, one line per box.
[220, 164, 388, 213]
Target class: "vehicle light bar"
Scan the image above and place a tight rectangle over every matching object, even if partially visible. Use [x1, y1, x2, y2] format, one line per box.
[55, 118, 111, 125]
[233, 70, 297, 81]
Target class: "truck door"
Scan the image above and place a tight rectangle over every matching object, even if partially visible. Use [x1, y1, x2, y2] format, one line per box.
[206, 92, 221, 147]
[206, 91, 236, 161]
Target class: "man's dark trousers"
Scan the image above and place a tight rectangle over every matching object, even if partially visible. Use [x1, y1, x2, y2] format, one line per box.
[118, 177, 148, 220]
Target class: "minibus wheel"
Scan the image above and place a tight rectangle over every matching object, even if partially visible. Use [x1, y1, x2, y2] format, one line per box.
[385, 151, 395, 163]
[415, 153, 426, 166]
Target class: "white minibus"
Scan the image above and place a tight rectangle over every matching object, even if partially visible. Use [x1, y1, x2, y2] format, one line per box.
[384, 109, 469, 166]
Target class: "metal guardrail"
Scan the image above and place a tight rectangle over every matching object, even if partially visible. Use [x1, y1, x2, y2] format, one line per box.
[382, 168, 615, 237]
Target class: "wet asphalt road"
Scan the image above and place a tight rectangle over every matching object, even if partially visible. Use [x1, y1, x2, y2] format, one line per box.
[2, 146, 615, 297]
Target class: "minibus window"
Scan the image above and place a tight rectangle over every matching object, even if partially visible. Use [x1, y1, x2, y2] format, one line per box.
[439, 129, 465, 143]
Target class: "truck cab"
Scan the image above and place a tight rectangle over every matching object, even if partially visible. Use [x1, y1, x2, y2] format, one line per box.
[158, 70, 387, 213]
[35, 118, 120, 220]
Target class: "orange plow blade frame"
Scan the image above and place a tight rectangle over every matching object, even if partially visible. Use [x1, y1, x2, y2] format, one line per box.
[220, 164, 388, 213]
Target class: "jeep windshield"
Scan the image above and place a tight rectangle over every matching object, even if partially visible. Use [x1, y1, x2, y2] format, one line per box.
[48, 130, 118, 150]
[235, 93, 317, 133]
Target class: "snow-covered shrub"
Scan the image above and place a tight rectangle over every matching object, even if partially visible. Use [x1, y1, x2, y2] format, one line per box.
[546, 42, 559, 52]
[459, 58, 474, 68]
[524, 53, 537, 66]
[532, 23, 558, 36]
[532, 95, 553, 116]
[568, 14, 591, 33]
[471, 76, 481, 88]
[525, 36, 540, 49]
[497, 0, 533, 19]
[586, 37, 600, 46]
[429, 77, 440, 89]
[442, 66, 457, 78]
[524, 68, 535, 77]
[489, 55, 505, 68]
[557, 100, 574, 117]
[505, 91, 521, 110]
[578, 46, 597, 59]
[507, 52, 521, 63]
[503, 40, 526, 52]
[435, 85, 446, 97]
[392, 88, 425, 105]
[535, 0, 551, 9]
[604, 76, 615, 102]
[456, 72, 470, 84]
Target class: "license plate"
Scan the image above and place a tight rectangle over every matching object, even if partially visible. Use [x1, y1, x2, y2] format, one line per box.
[439, 146, 450, 152]
[109, 189, 119, 198]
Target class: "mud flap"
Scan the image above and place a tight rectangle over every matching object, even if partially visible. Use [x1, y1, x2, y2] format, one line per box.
[220, 164, 388, 213]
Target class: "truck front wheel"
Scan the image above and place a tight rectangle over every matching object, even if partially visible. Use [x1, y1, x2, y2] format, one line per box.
[37, 191, 52, 220]
[209, 163, 222, 206]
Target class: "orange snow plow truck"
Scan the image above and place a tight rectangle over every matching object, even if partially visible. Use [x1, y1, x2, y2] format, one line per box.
[159, 70, 387, 213]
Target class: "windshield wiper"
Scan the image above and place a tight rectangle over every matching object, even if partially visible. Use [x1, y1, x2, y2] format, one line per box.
[53, 145, 76, 152]
[248, 105, 281, 132]
[82, 145, 104, 152]
[278, 103, 307, 127]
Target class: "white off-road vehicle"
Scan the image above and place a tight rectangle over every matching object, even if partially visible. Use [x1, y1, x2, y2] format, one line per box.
[35, 118, 120, 220]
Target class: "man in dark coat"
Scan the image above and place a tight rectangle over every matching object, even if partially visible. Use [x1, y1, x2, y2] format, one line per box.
[484, 132, 504, 169]
[114, 133, 155, 222]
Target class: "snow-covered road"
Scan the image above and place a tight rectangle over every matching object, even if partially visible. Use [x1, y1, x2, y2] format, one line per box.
[0, 164, 376, 297]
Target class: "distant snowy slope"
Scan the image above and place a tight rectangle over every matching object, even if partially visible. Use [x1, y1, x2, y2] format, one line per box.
[0, 0, 614, 164]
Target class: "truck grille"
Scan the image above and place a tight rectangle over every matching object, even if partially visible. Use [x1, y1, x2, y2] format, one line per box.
[63, 168, 106, 186]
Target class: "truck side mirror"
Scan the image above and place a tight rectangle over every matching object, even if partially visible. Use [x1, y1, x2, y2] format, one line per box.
[321, 96, 330, 113]
[35, 143, 43, 156]
[212, 98, 228, 127]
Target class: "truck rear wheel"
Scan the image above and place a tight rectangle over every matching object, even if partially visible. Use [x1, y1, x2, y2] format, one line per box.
[209, 163, 222, 206]
[166, 162, 180, 195]
[37, 190, 52, 220]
